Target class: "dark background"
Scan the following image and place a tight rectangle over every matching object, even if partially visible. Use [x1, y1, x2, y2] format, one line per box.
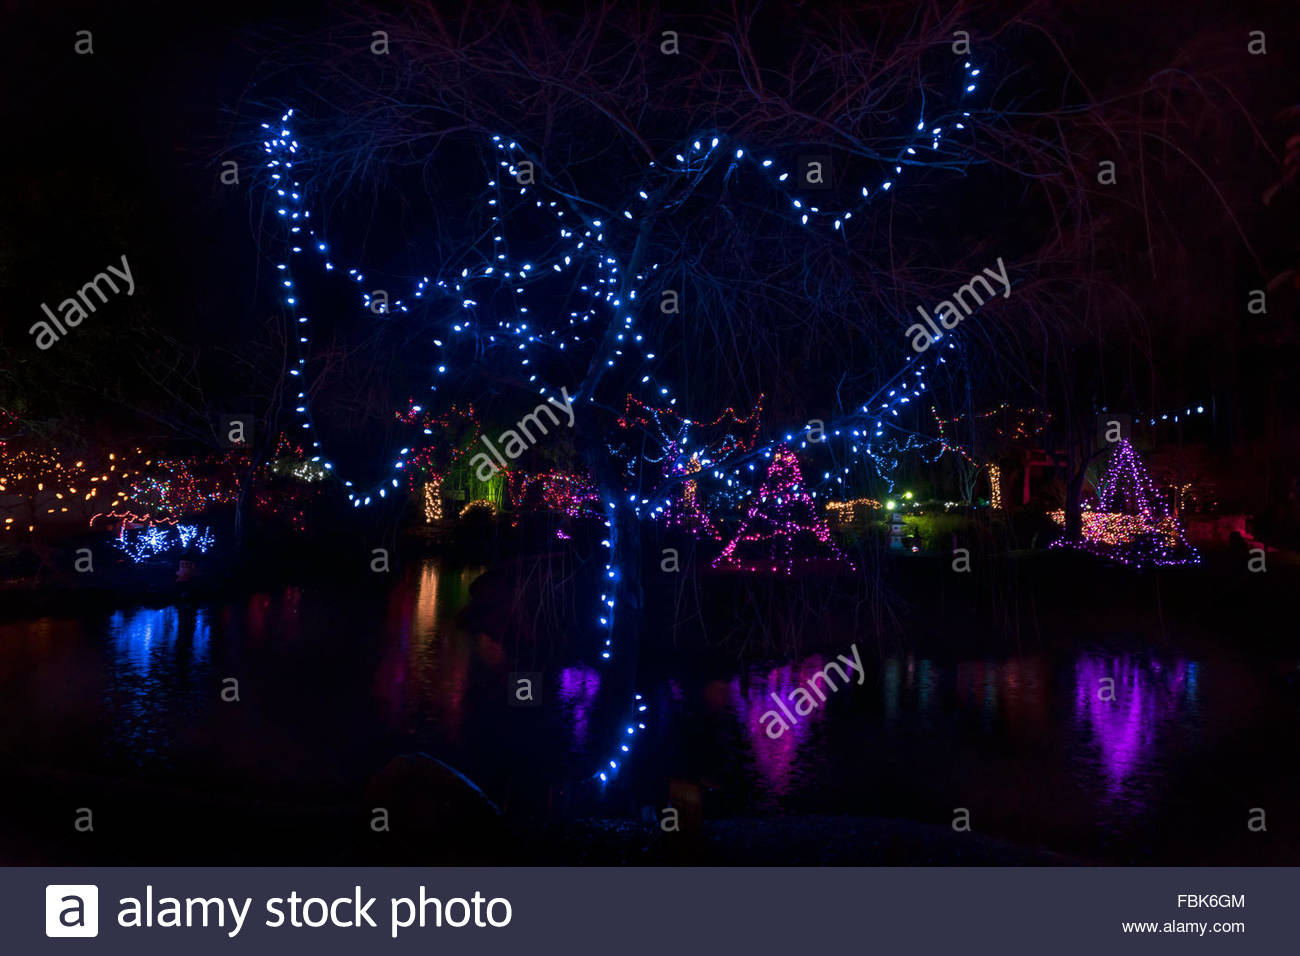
[1, 0, 1296, 484]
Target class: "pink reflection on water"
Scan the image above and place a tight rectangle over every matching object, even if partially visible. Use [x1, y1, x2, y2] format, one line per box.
[728, 656, 833, 797]
[1074, 654, 1192, 796]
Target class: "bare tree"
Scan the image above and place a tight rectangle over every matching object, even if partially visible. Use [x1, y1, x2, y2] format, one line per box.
[230, 4, 1273, 774]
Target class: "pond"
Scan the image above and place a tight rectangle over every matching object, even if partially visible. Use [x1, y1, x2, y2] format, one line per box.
[0, 558, 1295, 863]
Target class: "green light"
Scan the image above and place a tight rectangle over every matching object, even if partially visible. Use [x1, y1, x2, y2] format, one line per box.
[903, 491, 913, 500]
[885, 500, 896, 510]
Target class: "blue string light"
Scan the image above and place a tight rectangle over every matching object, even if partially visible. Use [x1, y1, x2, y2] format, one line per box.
[114, 523, 215, 563]
[256, 56, 988, 787]
[1099, 401, 1210, 428]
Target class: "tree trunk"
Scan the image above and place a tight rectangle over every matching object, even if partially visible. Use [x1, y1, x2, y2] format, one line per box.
[232, 473, 253, 554]
[607, 502, 645, 658]
[1064, 465, 1087, 542]
[574, 399, 644, 675]
[231, 453, 264, 557]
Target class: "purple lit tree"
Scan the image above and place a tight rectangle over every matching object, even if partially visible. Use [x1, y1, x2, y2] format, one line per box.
[1054, 438, 1199, 567]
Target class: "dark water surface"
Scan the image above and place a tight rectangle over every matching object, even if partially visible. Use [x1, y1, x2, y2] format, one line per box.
[1, 559, 1296, 863]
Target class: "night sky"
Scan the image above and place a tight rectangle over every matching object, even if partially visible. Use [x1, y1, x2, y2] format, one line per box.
[2, 1, 1295, 467]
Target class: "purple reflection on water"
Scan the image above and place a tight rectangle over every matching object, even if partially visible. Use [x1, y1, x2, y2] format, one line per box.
[1074, 654, 1194, 798]
[558, 665, 602, 751]
[728, 656, 831, 797]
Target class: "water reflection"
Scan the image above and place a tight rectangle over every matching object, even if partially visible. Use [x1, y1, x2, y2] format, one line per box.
[0, 559, 1263, 863]
[1073, 653, 1198, 801]
[237, 588, 301, 647]
[729, 657, 835, 797]
[883, 655, 943, 727]
[557, 665, 602, 751]
[107, 606, 211, 764]
[713, 646, 1206, 825]
[375, 563, 483, 742]
[94, 589, 1207, 818]
[954, 656, 1048, 730]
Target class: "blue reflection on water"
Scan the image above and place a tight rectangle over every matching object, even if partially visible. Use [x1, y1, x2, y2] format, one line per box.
[106, 606, 212, 765]
[110, 607, 177, 676]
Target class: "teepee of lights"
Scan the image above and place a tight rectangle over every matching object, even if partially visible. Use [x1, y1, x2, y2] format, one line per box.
[1051, 438, 1199, 567]
[714, 446, 854, 574]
